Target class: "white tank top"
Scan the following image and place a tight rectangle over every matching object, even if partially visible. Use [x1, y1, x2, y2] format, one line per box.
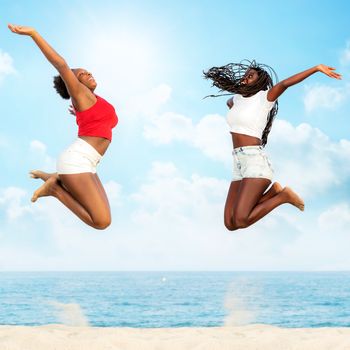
[226, 89, 275, 139]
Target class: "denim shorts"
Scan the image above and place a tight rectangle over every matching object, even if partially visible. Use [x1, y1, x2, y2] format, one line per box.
[232, 145, 274, 181]
[56, 138, 102, 174]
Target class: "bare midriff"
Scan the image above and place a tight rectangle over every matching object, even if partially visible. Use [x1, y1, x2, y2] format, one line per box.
[79, 136, 111, 156]
[231, 132, 261, 149]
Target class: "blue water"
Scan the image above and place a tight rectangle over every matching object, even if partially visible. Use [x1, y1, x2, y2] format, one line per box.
[1, 272, 350, 328]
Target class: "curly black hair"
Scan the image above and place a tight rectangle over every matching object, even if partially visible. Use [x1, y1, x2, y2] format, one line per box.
[203, 60, 279, 147]
[53, 75, 70, 99]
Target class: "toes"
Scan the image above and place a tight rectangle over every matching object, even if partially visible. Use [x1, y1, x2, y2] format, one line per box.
[297, 203, 305, 211]
[29, 171, 40, 179]
[31, 188, 43, 203]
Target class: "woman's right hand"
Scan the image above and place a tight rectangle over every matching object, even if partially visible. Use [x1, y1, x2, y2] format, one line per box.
[8, 24, 36, 36]
[317, 64, 342, 80]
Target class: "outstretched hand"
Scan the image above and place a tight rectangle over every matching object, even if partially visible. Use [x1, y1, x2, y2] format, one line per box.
[8, 24, 36, 36]
[317, 64, 342, 80]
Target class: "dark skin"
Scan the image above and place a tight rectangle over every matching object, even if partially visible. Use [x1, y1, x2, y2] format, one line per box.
[224, 65, 341, 231]
[8, 24, 113, 229]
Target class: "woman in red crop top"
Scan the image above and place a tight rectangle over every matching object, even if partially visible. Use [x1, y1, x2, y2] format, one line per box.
[9, 24, 118, 230]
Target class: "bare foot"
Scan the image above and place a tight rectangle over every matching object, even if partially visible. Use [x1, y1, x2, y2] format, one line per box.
[29, 170, 57, 182]
[282, 187, 305, 211]
[31, 176, 57, 203]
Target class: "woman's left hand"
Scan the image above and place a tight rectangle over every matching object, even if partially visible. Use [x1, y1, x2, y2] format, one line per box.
[317, 64, 342, 79]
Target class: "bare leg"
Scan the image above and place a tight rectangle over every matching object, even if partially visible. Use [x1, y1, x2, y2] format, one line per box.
[258, 182, 283, 204]
[233, 179, 304, 230]
[224, 178, 304, 231]
[93, 174, 110, 210]
[224, 180, 280, 230]
[244, 186, 304, 227]
[224, 180, 241, 230]
[31, 172, 111, 230]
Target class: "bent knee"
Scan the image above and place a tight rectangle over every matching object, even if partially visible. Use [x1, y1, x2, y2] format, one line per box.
[224, 218, 237, 231]
[234, 218, 249, 229]
[232, 215, 249, 229]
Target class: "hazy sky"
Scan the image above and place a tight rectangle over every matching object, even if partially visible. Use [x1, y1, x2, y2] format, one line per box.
[0, 0, 350, 270]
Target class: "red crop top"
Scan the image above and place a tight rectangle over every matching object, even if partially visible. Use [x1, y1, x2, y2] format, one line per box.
[75, 95, 118, 141]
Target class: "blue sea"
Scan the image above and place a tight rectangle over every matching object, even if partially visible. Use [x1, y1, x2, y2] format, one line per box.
[1, 272, 350, 328]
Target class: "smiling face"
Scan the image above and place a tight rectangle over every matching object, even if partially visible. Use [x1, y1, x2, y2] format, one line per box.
[73, 68, 97, 91]
[241, 68, 259, 86]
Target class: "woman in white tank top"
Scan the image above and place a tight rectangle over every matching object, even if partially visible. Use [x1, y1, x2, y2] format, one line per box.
[204, 60, 341, 231]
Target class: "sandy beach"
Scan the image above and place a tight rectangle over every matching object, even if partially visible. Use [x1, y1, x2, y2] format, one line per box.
[1, 324, 350, 350]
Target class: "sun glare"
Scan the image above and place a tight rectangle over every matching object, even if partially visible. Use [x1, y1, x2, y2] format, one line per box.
[83, 29, 158, 92]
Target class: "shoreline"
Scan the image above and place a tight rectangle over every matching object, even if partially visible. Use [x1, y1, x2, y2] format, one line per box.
[1, 324, 350, 350]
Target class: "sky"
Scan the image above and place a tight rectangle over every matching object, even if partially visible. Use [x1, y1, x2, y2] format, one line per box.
[0, 0, 350, 271]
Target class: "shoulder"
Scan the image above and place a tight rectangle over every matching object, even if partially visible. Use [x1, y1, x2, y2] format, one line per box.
[257, 89, 268, 97]
[258, 89, 271, 101]
[259, 89, 276, 109]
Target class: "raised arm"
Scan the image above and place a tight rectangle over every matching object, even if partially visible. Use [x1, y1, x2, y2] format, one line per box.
[267, 64, 342, 102]
[8, 24, 92, 104]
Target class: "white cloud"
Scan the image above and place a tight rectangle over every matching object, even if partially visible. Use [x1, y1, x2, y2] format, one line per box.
[277, 203, 350, 270]
[193, 114, 232, 164]
[30, 140, 47, 153]
[268, 120, 350, 198]
[0, 187, 34, 220]
[29, 139, 56, 172]
[104, 180, 123, 205]
[1, 161, 350, 271]
[144, 111, 193, 143]
[144, 112, 232, 164]
[148, 161, 179, 179]
[125, 161, 329, 271]
[318, 203, 350, 231]
[303, 84, 348, 113]
[0, 49, 16, 82]
[131, 161, 227, 213]
[145, 104, 350, 199]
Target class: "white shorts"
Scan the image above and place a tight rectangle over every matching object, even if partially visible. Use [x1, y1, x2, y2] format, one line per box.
[56, 138, 102, 174]
[232, 146, 274, 181]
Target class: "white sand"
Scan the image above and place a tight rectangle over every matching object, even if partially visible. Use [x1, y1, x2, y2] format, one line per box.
[1, 324, 350, 350]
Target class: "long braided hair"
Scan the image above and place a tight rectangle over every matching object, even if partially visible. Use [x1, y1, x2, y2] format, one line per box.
[203, 60, 278, 147]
